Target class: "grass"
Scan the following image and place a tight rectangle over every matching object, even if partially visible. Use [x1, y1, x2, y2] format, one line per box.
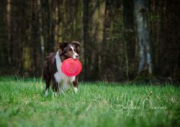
[0, 77, 180, 127]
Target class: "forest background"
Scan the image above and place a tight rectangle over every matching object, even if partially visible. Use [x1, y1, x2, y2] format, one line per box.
[0, 0, 179, 83]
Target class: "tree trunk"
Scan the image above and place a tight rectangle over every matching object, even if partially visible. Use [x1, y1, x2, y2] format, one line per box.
[82, 0, 89, 80]
[38, 0, 45, 70]
[53, 1, 59, 50]
[133, 0, 153, 76]
[6, 0, 11, 64]
[123, 0, 134, 80]
[90, 0, 106, 80]
[31, 1, 40, 76]
[0, 0, 7, 70]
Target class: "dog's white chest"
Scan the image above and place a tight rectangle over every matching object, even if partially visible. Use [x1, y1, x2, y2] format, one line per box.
[54, 71, 75, 91]
[54, 71, 75, 83]
[54, 51, 75, 91]
[54, 71, 65, 83]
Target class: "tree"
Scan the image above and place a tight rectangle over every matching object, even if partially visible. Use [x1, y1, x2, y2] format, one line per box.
[38, 0, 45, 71]
[0, 0, 8, 73]
[133, 0, 153, 78]
[82, 0, 89, 80]
[123, 0, 136, 80]
[6, 0, 11, 64]
[53, 0, 59, 50]
[90, 0, 106, 80]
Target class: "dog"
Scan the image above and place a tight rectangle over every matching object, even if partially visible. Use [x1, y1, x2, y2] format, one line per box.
[43, 41, 80, 96]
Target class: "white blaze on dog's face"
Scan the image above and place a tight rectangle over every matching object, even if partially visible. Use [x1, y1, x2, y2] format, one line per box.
[59, 41, 80, 61]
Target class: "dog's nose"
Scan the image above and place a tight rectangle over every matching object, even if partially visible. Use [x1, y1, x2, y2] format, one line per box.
[75, 54, 79, 59]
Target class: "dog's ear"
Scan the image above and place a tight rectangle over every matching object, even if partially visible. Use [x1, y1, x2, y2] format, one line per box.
[72, 41, 81, 53]
[59, 42, 68, 55]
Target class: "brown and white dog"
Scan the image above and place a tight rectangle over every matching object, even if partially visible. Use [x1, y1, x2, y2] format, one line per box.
[43, 41, 80, 96]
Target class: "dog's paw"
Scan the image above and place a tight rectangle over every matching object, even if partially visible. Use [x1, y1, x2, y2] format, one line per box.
[52, 92, 57, 97]
[73, 87, 78, 93]
[44, 90, 49, 96]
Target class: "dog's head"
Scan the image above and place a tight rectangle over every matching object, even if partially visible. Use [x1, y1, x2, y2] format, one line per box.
[58, 41, 80, 61]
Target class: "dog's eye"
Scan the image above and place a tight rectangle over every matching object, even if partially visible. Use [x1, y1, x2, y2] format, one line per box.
[69, 48, 72, 51]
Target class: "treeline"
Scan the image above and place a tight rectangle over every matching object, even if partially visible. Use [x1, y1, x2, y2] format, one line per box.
[0, 0, 180, 82]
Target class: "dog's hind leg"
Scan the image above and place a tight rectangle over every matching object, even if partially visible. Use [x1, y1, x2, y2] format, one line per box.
[43, 66, 51, 96]
[45, 80, 50, 96]
[52, 79, 59, 97]
[72, 77, 78, 93]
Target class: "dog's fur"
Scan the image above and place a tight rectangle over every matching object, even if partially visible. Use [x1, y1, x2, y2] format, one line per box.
[43, 41, 80, 96]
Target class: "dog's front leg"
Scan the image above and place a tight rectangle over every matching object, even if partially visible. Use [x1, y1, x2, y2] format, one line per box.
[72, 77, 78, 93]
[52, 79, 59, 96]
[73, 86, 78, 93]
[58, 82, 65, 95]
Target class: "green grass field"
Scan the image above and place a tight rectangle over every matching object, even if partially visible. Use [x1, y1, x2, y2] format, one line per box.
[0, 77, 180, 127]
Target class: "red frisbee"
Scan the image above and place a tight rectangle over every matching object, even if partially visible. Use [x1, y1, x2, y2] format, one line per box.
[61, 58, 82, 77]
